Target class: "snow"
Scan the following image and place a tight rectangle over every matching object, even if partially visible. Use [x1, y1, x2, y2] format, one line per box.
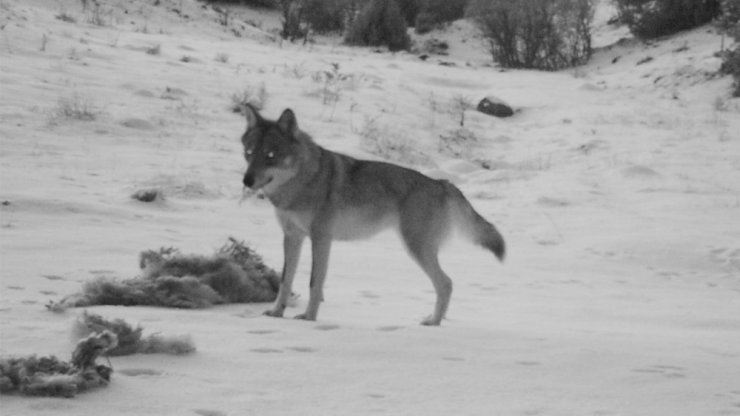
[1, 0, 739, 415]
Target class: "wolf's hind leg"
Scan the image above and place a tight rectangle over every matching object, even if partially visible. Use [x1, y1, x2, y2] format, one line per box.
[399, 198, 453, 326]
[411, 248, 452, 326]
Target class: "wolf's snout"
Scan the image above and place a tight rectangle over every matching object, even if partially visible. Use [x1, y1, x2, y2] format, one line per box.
[243, 172, 255, 189]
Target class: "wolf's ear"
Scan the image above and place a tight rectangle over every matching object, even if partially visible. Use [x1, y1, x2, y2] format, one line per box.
[243, 104, 262, 130]
[276, 109, 298, 134]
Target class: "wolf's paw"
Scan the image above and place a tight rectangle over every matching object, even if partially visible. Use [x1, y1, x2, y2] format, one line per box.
[420, 315, 442, 326]
[293, 313, 316, 321]
[263, 309, 284, 318]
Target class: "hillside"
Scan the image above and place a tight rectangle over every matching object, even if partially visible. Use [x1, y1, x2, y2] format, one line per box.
[1, 1, 739, 415]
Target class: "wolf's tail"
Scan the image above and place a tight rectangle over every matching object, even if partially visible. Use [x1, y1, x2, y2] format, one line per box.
[446, 182, 506, 261]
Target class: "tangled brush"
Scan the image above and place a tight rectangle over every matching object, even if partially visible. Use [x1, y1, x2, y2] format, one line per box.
[48, 238, 280, 310]
[73, 311, 195, 355]
[0, 331, 116, 398]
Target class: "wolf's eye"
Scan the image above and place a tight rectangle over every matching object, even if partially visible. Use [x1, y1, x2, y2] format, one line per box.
[265, 151, 277, 166]
[245, 148, 253, 157]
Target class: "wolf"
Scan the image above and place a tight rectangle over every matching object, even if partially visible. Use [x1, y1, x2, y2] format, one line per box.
[240, 105, 505, 325]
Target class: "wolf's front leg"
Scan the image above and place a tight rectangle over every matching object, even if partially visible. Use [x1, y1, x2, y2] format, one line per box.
[265, 233, 304, 318]
[295, 235, 331, 321]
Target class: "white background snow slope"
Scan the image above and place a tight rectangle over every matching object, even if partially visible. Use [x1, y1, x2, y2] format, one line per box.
[1, 0, 739, 415]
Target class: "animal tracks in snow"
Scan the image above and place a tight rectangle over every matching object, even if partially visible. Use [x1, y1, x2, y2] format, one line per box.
[247, 328, 318, 354]
[631, 364, 686, 379]
[249, 348, 283, 354]
[708, 247, 740, 272]
[286, 346, 317, 353]
[714, 390, 740, 415]
[246, 329, 278, 335]
[42, 274, 65, 281]
[375, 325, 404, 332]
[89, 269, 116, 276]
[359, 290, 381, 299]
[468, 282, 499, 292]
[516, 360, 542, 366]
[193, 409, 227, 416]
[314, 323, 341, 331]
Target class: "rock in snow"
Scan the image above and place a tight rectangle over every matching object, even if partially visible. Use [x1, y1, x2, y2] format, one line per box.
[477, 95, 514, 117]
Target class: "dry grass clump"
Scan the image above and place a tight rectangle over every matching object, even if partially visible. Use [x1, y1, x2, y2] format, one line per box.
[50, 93, 100, 122]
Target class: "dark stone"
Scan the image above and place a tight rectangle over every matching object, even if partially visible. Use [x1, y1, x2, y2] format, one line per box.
[477, 96, 514, 118]
[131, 189, 162, 203]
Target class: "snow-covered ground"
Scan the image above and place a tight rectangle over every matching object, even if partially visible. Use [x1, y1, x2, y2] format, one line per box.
[1, 0, 739, 415]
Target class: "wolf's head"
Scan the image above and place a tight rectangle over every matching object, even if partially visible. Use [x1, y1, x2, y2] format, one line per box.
[241, 105, 304, 195]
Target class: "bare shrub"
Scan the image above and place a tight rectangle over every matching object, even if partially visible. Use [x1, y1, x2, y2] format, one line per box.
[50, 94, 99, 122]
[86, 1, 111, 26]
[145, 44, 161, 55]
[216, 7, 230, 26]
[310, 62, 345, 105]
[345, 0, 411, 52]
[203, 0, 276, 7]
[395, 0, 422, 26]
[282, 62, 308, 79]
[230, 83, 268, 113]
[717, 0, 740, 52]
[721, 46, 740, 97]
[56, 12, 77, 23]
[451, 94, 473, 127]
[301, 0, 347, 34]
[438, 127, 479, 159]
[415, 0, 468, 34]
[467, 0, 594, 70]
[359, 116, 432, 166]
[270, 0, 364, 37]
[277, 0, 308, 41]
[424, 92, 447, 115]
[718, 0, 740, 96]
[422, 92, 473, 127]
[616, 0, 720, 39]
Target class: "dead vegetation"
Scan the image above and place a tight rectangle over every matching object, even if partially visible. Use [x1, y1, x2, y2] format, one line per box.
[0, 331, 116, 398]
[48, 238, 280, 310]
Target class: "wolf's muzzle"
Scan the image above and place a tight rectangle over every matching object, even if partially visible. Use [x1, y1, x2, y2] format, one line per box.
[243, 172, 255, 189]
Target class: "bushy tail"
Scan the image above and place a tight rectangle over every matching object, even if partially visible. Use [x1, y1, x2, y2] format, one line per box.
[471, 209, 506, 261]
[446, 183, 506, 261]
